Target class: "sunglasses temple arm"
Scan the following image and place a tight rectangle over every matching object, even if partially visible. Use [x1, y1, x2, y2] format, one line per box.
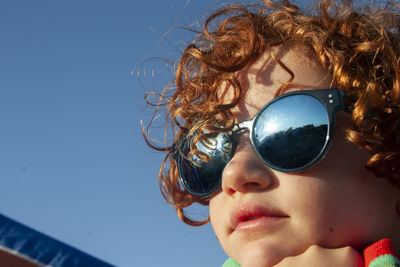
[338, 89, 356, 113]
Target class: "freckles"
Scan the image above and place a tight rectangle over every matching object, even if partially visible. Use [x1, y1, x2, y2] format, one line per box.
[329, 227, 335, 233]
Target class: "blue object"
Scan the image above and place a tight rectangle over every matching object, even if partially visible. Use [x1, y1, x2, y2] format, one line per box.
[0, 213, 115, 267]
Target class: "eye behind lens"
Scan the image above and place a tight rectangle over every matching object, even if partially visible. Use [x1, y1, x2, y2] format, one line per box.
[252, 94, 330, 172]
[179, 132, 233, 196]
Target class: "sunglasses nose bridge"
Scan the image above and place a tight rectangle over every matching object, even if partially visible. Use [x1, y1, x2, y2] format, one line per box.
[233, 119, 254, 133]
[231, 119, 254, 146]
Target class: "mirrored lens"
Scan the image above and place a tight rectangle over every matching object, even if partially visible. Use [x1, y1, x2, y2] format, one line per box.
[253, 94, 329, 171]
[180, 133, 233, 196]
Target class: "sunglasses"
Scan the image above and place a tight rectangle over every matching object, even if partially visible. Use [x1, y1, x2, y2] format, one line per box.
[173, 88, 353, 197]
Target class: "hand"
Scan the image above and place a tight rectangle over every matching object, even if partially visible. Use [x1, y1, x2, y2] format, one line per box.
[272, 245, 364, 267]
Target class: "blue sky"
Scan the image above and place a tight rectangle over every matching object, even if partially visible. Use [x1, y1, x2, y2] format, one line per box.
[0, 1, 228, 266]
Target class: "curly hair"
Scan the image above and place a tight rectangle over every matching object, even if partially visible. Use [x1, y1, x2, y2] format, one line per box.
[144, 0, 400, 226]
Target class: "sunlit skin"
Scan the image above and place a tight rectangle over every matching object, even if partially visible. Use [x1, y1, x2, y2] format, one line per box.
[209, 46, 400, 267]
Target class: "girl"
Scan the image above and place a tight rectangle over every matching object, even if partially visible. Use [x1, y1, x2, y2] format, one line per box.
[144, 0, 400, 266]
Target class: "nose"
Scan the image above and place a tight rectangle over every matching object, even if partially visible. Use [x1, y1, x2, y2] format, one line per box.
[221, 135, 275, 196]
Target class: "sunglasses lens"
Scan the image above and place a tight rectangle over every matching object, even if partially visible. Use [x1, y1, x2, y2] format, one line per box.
[253, 94, 329, 171]
[179, 133, 233, 196]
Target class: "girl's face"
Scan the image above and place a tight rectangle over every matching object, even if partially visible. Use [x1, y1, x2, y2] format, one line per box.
[209, 46, 400, 267]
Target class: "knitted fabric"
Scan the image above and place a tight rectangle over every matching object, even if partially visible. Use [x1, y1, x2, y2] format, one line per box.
[364, 239, 400, 267]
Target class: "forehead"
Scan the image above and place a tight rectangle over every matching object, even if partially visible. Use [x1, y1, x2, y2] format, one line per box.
[227, 45, 332, 122]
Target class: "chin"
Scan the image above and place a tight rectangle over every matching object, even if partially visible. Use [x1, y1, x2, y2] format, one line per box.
[233, 239, 300, 267]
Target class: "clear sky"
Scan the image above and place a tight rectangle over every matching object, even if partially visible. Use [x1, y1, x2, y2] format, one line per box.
[0, 1, 229, 266]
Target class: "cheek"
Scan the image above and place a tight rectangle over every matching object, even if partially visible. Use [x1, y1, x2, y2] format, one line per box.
[209, 194, 229, 239]
[209, 193, 240, 260]
[284, 180, 334, 228]
[325, 112, 371, 173]
[284, 173, 394, 250]
[280, 177, 362, 245]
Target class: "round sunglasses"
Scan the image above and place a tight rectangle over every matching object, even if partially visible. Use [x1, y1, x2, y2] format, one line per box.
[173, 88, 354, 197]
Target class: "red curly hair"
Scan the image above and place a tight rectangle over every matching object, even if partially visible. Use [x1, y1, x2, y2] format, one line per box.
[144, 0, 400, 226]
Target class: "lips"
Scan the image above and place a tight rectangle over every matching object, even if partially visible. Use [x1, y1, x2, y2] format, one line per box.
[230, 202, 289, 232]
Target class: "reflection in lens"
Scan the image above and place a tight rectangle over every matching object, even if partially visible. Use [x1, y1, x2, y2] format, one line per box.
[253, 94, 329, 171]
[180, 133, 232, 196]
